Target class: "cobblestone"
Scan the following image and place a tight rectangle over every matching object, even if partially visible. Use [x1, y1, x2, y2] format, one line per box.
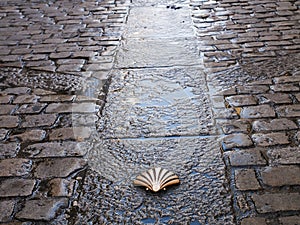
[252, 132, 290, 146]
[0, 178, 36, 197]
[252, 193, 300, 213]
[34, 158, 86, 179]
[16, 198, 68, 221]
[260, 166, 300, 187]
[0, 158, 32, 177]
[0, 200, 15, 222]
[235, 169, 261, 190]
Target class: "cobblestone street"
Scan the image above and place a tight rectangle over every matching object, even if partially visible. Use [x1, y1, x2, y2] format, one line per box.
[0, 0, 300, 224]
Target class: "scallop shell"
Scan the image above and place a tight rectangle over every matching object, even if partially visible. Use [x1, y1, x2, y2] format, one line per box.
[133, 167, 180, 192]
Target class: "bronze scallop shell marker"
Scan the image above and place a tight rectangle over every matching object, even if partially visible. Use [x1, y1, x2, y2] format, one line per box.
[133, 167, 180, 192]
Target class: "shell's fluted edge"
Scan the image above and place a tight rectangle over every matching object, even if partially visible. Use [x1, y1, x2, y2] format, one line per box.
[133, 167, 180, 192]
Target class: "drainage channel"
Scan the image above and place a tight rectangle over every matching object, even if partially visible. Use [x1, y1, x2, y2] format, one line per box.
[75, 0, 234, 224]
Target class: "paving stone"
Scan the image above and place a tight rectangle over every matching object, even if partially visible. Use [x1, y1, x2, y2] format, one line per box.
[260, 166, 300, 187]
[0, 158, 32, 177]
[0, 200, 15, 222]
[11, 129, 46, 142]
[49, 52, 72, 59]
[273, 75, 300, 84]
[13, 95, 40, 104]
[256, 93, 292, 104]
[270, 83, 300, 92]
[0, 143, 20, 159]
[34, 158, 86, 178]
[0, 129, 9, 141]
[49, 127, 92, 141]
[0, 116, 19, 128]
[277, 105, 300, 117]
[252, 118, 298, 132]
[0, 105, 17, 115]
[0, 95, 13, 104]
[252, 193, 300, 213]
[39, 95, 76, 102]
[21, 114, 57, 128]
[45, 103, 97, 113]
[240, 105, 276, 119]
[279, 216, 300, 225]
[48, 178, 75, 197]
[226, 148, 267, 166]
[236, 85, 269, 94]
[241, 217, 267, 225]
[15, 103, 47, 114]
[57, 64, 83, 72]
[252, 132, 289, 147]
[24, 141, 90, 158]
[266, 147, 300, 165]
[221, 119, 251, 134]
[33, 88, 57, 96]
[0, 178, 36, 197]
[225, 95, 257, 107]
[235, 169, 261, 190]
[222, 133, 253, 150]
[15, 198, 68, 221]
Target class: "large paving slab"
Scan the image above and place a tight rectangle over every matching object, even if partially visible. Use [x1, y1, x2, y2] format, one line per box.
[98, 67, 215, 138]
[80, 136, 233, 224]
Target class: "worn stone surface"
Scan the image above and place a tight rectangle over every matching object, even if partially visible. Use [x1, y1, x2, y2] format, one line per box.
[252, 118, 298, 132]
[241, 217, 267, 225]
[0, 178, 36, 197]
[226, 148, 267, 166]
[34, 158, 86, 179]
[252, 193, 300, 213]
[240, 105, 276, 118]
[252, 132, 290, 147]
[49, 127, 92, 141]
[222, 133, 253, 150]
[0, 200, 15, 222]
[48, 178, 75, 197]
[235, 169, 261, 190]
[266, 147, 300, 165]
[0, 158, 32, 177]
[260, 166, 300, 187]
[16, 198, 68, 221]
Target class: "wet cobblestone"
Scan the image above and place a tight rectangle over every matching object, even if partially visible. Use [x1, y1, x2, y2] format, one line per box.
[0, 0, 299, 224]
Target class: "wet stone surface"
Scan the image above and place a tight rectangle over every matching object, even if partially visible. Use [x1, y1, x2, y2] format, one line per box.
[80, 137, 233, 224]
[99, 68, 214, 138]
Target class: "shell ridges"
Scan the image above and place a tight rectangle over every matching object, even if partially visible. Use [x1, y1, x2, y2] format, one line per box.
[133, 167, 180, 192]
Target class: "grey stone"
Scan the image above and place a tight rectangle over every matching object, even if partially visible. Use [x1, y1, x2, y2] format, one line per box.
[225, 95, 257, 107]
[24, 142, 90, 158]
[16, 198, 68, 221]
[0, 200, 15, 222]
[34, 158, 87, 178]
[241, 105, 276, 118]
[45, 103, 97, 113]
[15, 103, 47, 114]
[257, 93, 292, 104]
[0, 178, 36, 197]
[235, 169, 261, 190]
[13, 95, 40, 104]
[226, 148, 267, 166]
[0, 143, 20, 159]
[48, 178, 75, 197]
[221, 119, 251, 134]
[0, 105, 16, 115]
[10, 129, 46, 142]
[0, 116, 19, 128]
[252, 132, 289, 147]
[279, 216, 300, 225]
[260, 166, 300, 187]
[252, 193, 300, 213]
[0, 158, 32, 177]
[3, 87, 31, 95]
[21, 114, 57, 128]
[49, 127, 92, 141]
[0, 95, 13, 104]
[222, 133, 253, 150]
[266, 147, 300, 165]
[277, 105, 300, 117]
[241, 217, 267, 225]
[252, 118, 298, 132]
[39, 95, 76, 102]
[0, 129, 9, 141]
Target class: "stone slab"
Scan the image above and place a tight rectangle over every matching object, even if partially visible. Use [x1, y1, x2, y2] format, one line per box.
[99, 68, 214, 138]
[124, 6, 194, 38]
[84, 136, 233, 224]
[115, 38, 201, 68]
